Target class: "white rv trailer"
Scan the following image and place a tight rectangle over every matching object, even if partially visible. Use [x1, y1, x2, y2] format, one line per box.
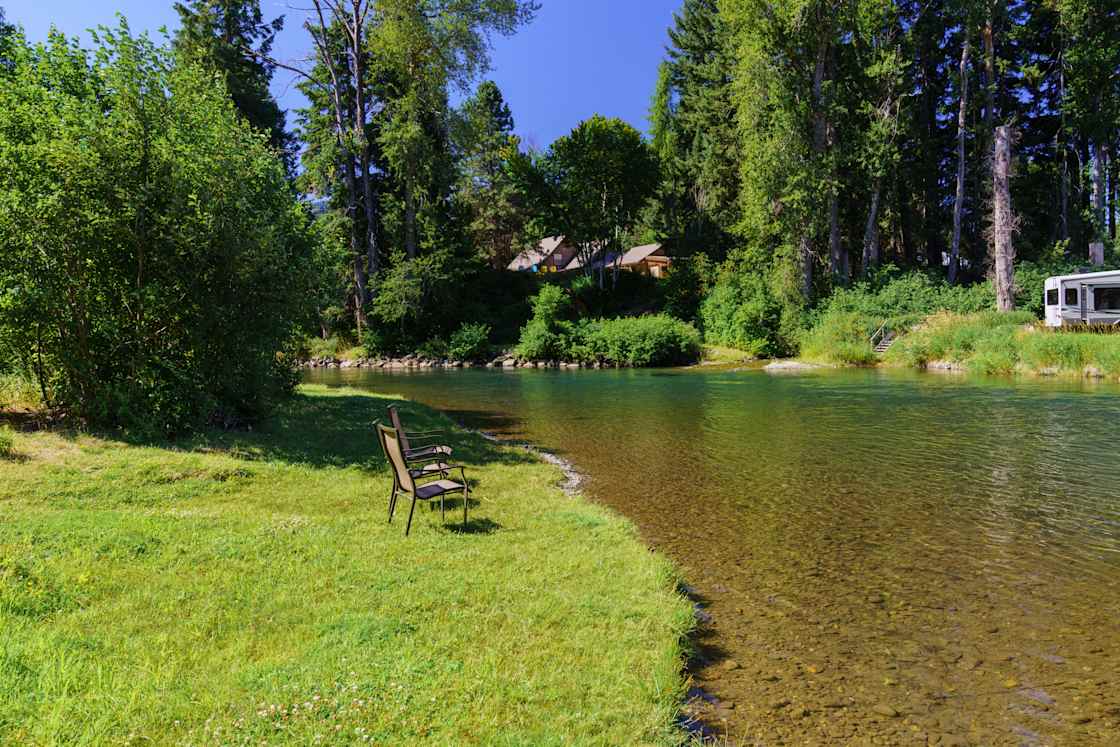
[1044, 270, 1120, 327]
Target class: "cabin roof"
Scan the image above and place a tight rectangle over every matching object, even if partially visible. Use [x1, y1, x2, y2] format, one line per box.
[619, 243, 665, 266]
[507, 235, 569, 271]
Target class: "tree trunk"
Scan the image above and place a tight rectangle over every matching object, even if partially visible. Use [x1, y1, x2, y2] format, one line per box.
[1058, 59, 1070, 243]
[916, 18, 941, 268]
[862, 180, 882, 274]
[404, 183, 418, 259]
[1060, 137, 1070, 243]
[800, 38, 830, 301]
[992, 125, 1015, 312]
[950, 38, 971, 285]
[828, 188, 846, 282]
[344, 159, 368, 329]
[1108, 142, 1116, 241]
[982, 21, 996, 137]
[1088, 138, 1106, 264]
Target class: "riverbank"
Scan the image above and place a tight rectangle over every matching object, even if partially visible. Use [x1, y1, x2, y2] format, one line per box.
[0, 385, 694, 744]
[800, 310, 1120, 381]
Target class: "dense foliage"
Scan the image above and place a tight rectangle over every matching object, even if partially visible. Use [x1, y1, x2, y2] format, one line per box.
[173, 0, 294, 172]
[0, 25, 312, 431]
[515, 286, 700, 366]
[639, 0, 1120, 353]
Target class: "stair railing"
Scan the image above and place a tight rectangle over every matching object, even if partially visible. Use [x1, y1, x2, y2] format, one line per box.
[869, 320, 889, 349]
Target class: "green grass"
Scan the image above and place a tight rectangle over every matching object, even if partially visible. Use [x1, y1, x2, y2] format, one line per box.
[0, 385, 694, 745]
[700, 345, 757, 365]
[884, 311, 1120, 378]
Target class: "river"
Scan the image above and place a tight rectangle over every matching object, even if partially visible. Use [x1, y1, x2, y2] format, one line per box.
[306, 365, 1120, 745]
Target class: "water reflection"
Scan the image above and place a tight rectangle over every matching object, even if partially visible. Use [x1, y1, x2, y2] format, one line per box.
[308, 367, 1120, 744]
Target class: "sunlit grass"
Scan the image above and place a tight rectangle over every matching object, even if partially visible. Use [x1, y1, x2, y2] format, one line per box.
[884, 311, 1120, 378]
[0, 385, 693, 745]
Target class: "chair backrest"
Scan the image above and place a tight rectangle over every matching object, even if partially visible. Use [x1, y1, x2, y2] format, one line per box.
[377, 422, 415, 493]
[387, 406, 412, 452]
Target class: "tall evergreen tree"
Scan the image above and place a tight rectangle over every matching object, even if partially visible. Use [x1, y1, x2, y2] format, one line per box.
[174, 1, 293, 170]
[650, 0, 740, 255]
[454, 81, 528, 269]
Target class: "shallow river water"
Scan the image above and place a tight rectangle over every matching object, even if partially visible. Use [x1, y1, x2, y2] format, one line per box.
[306, 366, 1120, 745]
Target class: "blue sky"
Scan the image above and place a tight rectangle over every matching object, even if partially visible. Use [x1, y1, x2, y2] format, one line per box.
[5, 0, 682, 148]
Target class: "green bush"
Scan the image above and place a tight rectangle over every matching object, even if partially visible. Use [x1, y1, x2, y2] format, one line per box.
[306, 336, 344, 359]
[513, 287, 701, 366]
[417, 337, 449, 360]
[0, 27, 313, 432]
[799, 312, 878, 365]
[817, 268, 995, 323]
[0, 426, 13, 458]
[700, 262, 791, 357]
[0, 374, 40, 411]
[449, 323, 492, 361]
[515, 285, 577, 361]
[580, 315, 702, 367]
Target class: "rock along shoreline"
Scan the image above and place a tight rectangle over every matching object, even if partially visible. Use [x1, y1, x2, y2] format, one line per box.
[300, 353, 625, 370]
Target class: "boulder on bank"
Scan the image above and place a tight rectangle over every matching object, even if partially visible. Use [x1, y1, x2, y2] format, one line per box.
[764, 360, 822, 372]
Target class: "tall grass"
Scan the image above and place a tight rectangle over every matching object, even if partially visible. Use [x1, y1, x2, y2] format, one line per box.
[0, 373, 41, 411]
[884, 311, 1120, 378]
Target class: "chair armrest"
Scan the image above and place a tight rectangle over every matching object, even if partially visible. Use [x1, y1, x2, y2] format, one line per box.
[410, 464, 469, 481]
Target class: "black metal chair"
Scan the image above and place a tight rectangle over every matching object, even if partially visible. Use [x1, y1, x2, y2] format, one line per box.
[388, 405, 454, 466]
[376, 422, 469, 536]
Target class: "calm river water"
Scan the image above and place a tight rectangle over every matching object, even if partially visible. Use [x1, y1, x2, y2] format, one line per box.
[306, 366, 1120, 745]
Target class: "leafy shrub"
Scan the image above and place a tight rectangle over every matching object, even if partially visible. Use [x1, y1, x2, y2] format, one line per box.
[700, 263, 790, 357]
[0, 27, 313, 433]
[0, 374, 40, 411]
[515, 286, 577, 361]
[448, 323, 492, 361]
[417, 337, 449, 360]
[306, 336, 344, 359]
[580, 316, 701, 367]
[660, 255, 714, 323]
[818, 268, 995, 323]
[513, 287, 700, 366]
[0, 426, 13, 459]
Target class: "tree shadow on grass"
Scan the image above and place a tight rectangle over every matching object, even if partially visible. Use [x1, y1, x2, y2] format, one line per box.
[188, 392, 539, 473]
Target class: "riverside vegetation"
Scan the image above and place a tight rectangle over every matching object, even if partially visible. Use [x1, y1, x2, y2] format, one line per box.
[0, 386, 695, 744]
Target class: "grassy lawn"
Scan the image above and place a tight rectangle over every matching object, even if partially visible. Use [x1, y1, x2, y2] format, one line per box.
[0, 385, 693, 746]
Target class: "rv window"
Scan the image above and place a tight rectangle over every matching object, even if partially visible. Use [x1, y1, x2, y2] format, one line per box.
[1046, 289, 1059, 306]
[1094, 287, 1120, 311]
[1065, 288, 1079, 306]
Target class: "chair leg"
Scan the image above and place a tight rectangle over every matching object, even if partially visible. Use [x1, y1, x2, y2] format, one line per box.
[388, 485, 398, 524]
[441, 493, 446, 523]
[405, 496, 418, 536]
[462, 486, 469, 527]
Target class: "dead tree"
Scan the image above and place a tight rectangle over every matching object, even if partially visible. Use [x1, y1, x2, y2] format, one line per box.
[992, 125, 1015, 312]
[949, 38, 970, 285]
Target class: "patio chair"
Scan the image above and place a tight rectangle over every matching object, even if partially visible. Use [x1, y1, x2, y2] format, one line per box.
[376, 422, 470, 536]
[388, 405, 454, 466]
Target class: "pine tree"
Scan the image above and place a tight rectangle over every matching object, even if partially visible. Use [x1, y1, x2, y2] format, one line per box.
[454, 81, 528, 269]
[650, 0, 740, 255]
[173, 0, 294, 171]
